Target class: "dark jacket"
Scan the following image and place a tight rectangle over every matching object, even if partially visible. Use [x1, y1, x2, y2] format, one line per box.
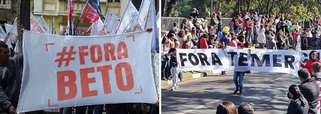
[287, 95, 309, 114]
[299, 78, 320, 114]
[0, 54, 23, 112]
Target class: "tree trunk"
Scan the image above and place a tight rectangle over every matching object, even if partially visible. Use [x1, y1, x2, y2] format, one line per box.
[246, 0, 250, 11]
[164, 0, 178, 17]
[258, 0, 263, 13]
[266, 0, 270, 14]
[161, 0, 166, 16]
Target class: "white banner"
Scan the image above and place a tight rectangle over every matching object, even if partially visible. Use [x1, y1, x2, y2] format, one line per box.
[177, 47, 302, 75]
[18, 31, 157, 112]
[177, 49, 231, 71]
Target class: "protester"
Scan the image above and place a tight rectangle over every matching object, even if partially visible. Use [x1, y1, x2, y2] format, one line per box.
[198, 33, 209, 49]
[291, 28, 300, 50]
[256, 25, 266, 48]
[312, 62, 321, 114]
[216, 101, 237, 114]
[301, 50, 321, 75]
[166, 48, 179, 91]
[238, 102, 255, 114]
[265, 32, 277, 49]
[177, 29, 186, 48]
[287, 84, 309, 114]
[312, 62, 321, 78]
[182, 33, 194, 49]
[0, 41, 23, 114]
[298, 68, 320, 113]
[231, 35, 246, 95]
[190, 8, 199, 19]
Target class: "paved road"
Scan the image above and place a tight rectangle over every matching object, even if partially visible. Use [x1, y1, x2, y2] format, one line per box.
[161, 72, 300, 114]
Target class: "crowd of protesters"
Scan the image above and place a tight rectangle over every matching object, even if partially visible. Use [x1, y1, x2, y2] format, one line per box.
[161, 8, 321, 113]
[161, 10, 321, 53]
[161, 8, 321, 88]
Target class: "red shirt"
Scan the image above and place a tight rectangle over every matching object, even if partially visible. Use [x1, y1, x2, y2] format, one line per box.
[291, 31, 300, 41]
[182, 41, 193, 49]
[301, 59, 321, 75]
[198, 37, 208, 49]
[245, 21, 251, 29]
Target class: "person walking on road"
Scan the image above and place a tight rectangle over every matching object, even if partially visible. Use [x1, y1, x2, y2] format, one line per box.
[167, 48, 179, 91]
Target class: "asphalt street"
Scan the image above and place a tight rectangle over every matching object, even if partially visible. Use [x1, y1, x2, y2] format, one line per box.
[161, 72, 301, 114]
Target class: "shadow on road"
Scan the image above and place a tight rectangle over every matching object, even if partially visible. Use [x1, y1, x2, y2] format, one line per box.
[162, 73, 300, 114]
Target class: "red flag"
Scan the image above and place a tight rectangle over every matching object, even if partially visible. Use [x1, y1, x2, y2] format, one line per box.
[67, 0, 74, 35]
[81, 3, 100, 24]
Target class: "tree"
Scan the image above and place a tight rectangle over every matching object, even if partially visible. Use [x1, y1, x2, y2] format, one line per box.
[163, 0, 179, 17]
[162, 0, 321, 22]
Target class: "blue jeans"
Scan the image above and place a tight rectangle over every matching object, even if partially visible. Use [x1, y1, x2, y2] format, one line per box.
[233, 72, 245, 92]
[292, 40, 297, 50]
[94, 105, 104, 114]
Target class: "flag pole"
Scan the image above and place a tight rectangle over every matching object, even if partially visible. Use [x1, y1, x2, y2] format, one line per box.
[68, 0, 73, 35]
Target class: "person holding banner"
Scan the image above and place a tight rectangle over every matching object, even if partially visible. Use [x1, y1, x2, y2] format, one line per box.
[301, 50, 321, 75]
[230, 35, 247, 95]
[0, 41, 22, 114]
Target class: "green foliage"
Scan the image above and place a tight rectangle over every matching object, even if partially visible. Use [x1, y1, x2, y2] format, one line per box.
[286, 3, 318, 21]
[167, 0, 321, 22]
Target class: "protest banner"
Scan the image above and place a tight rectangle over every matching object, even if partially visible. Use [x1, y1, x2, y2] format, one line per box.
[177, 47, 302, 75]
[177, 49, 231, 71]
[17, 31, 157, 112]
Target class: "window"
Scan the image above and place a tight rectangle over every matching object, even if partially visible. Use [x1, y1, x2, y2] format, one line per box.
[0, 0, 5, 4]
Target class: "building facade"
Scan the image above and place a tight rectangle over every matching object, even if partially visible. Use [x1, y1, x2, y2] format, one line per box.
[32, 0, 130, 35]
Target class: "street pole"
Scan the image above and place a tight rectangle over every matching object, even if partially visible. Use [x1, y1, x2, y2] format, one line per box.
[19, 0, 30, 52]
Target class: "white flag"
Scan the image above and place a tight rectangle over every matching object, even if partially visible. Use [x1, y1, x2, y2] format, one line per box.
[124, 15, 142, 33]
[116, 0, 139, 34]
[5, 18, 18, 44]
[146, 1, 158, 53]
[14, 39, 21, 54]
[104, 10, 114, 24]
[47, 20, 50, 34]
[138, 0, 150, 29]
[5, 24, 11, 33]
[30, 13, 45, 33]
[91, 18, 107, 35]
[37, 16, 49, 33]
[52, 18, 56, 34]
[5, 37, 12, 49]
[106, 13, 119, 35]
